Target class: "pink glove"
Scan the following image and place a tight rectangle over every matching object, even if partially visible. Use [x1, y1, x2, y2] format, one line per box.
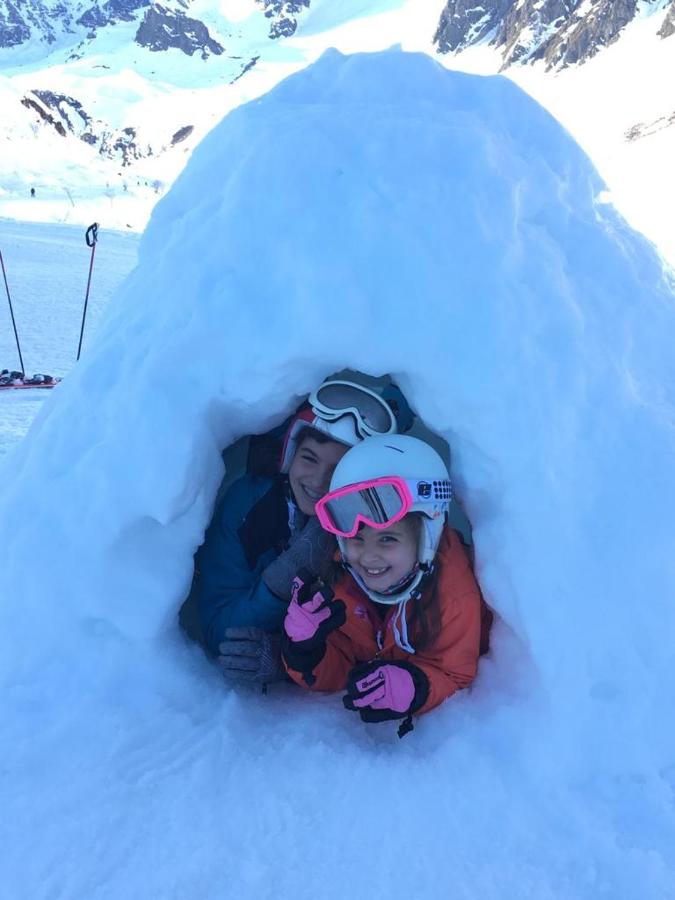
[284, 587, 332, 642]
[282, 569, 346, 683]
[351, 665, 415, 712]
[343, 660, 429, 725]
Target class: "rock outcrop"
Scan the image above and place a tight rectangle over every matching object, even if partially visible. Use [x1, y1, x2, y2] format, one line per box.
[135, 4, 224, 57]
[435, 0, 675, 70]
[257, 0, 310, 39]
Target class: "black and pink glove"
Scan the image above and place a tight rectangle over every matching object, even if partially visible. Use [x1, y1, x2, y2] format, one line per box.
[281, 568, 346, 684]
[343, 660, 429, 734]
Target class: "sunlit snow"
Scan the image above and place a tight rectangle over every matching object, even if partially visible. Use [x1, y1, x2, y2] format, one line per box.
[1, 49, 674, 898]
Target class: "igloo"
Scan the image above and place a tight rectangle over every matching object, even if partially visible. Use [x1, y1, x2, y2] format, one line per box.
[2, 49, 674, 898]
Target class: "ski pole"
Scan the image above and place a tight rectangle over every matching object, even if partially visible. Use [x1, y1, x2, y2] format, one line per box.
[0, 249, 25, 374]
[76, 222, 99, 361]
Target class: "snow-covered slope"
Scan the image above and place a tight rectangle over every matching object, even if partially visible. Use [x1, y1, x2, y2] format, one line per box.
[2, 49, 674, 898]
[0, 0, 673, 268]
[503, 10, 675, 273]
[0, 219, 139, 455]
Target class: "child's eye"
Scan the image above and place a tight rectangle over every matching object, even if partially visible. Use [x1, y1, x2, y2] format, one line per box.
[346, 534, 363, 543]
[300, 454, 316, 463]
[379, 535, 398, 543]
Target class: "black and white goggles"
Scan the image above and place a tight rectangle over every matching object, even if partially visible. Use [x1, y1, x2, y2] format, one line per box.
[309, 380, 398, 438]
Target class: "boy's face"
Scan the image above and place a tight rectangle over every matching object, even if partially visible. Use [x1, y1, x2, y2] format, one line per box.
[288, 435, 348, 515]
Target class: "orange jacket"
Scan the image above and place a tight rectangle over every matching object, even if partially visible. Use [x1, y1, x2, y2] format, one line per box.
[285, 528, 483, 714]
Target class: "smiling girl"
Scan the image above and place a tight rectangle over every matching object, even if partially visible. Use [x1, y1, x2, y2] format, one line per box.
[281, 435, 490, 734]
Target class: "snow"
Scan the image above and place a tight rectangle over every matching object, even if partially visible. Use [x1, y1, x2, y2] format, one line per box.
[0, 219, 139, 456]
[2, 48, 675, 898]
[508, 10, 675, 267]
[1, 0, 672, 272]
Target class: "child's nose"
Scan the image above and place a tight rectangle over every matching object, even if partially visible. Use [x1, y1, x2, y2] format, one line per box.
[315, 464, 334, 492]
[361, 549, 382, 565]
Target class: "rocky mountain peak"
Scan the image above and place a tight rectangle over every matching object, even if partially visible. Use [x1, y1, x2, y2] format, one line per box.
[659, 2, 675, 36]
[435, 0, 675, 70]
[257, 0, 310, 39]
[77, 0, 150, 33]
[0, 0, 313, 54]
[135, 5, 224, 58]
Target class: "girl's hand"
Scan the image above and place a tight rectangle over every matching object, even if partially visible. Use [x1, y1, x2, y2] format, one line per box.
[284, 569, 345, 644]
[343, 660, 429, 722]
[281, 569, 346, 681]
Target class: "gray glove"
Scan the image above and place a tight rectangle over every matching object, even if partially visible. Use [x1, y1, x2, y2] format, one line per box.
[261, 517, 336, 602]
[217, 627, 285, 684]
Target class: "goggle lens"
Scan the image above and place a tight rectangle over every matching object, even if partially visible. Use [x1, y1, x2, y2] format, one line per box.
[321, 483, 407, 534]
[313, 383, 395, 435]
[316, 477, 414, 537]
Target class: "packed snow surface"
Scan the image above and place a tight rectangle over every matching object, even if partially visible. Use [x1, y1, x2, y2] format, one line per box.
[1, 49, 675, 898]
[0, 220, 139, 456]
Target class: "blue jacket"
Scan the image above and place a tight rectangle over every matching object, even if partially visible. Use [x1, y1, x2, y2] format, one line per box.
[195, 474, 292, 654]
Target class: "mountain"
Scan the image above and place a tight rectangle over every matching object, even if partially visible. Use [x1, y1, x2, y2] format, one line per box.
[0, 0, 314, 199]
[0, 0, 308, 55]
[434, 0, 675, 70]
[0, 0, 672, 267]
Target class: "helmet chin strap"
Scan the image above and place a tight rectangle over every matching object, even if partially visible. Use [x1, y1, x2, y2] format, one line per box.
[343, 562, 434, 653]
[343, 560, 433, 606]
[337, 513, 445, 607]
[338, 513, 447, 652]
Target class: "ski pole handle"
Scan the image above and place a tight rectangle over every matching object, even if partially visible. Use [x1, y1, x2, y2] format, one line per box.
[85, 222, 99, 248]
[77, 224, 100, 361]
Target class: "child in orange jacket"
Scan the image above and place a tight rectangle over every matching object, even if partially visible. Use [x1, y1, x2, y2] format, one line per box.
[281, 435, 489, 735]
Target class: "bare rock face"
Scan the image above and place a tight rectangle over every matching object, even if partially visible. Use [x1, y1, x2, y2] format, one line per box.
[0, 0, 77, 47]
[99, 125, 151, 165]
[21, 94, 69, 136]
[434, 0, 511, 54]
[0, 2, 33, 47]
[171, 125, 193, 145]
[537, 0, 639, 68]
[495, 0, 581, 65]
[135, 4, 224, 57]
[19, 88, 153, 164]
[256, 0, 310, 39]
[0, 0, 152, 48]
[77, 0, 150, 32]
[658, 2, 675, 39]
[1, 0, 312, 53]
[0, 0, 225, 53]
[434, 0, 671, 70]
[626, 110, 675, 142]
[27, 89, 91, 134]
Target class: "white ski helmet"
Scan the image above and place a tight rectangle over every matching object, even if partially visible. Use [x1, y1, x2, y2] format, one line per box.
[327, 434, 452, 603]
[279, 407, 361, 473]
[279, 377, 413, 473]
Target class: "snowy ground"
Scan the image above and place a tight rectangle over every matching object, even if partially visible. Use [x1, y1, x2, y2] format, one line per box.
[0, 219, 138, 458]
[1, 0, 673, 267]
[1, 49, 675, 899]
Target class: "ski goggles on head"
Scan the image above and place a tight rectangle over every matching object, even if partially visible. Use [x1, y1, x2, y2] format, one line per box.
[316, 475, 452, 538]
[309, 380, 398, 438]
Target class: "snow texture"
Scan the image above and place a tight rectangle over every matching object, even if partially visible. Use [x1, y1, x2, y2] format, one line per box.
[0, 220, 138, 455]
[1, 48, 675, 898]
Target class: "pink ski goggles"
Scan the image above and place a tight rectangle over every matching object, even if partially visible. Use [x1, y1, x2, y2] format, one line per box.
[315, 476, 452, 538]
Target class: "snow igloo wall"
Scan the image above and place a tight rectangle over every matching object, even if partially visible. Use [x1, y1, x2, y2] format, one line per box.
[2, 48, 675, 897]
